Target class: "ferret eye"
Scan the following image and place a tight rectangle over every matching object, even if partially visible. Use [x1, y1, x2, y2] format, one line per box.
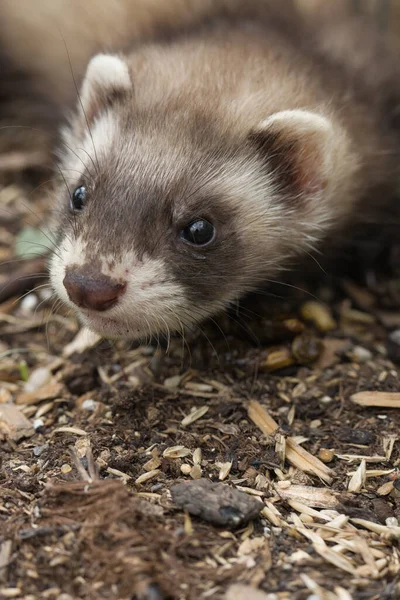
[181, 219, 215, 246]
[70, 186, 87, 212]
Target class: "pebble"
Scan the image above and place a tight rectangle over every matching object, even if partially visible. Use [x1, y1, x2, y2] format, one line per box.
[319, 395, 333, 405]
[81, 399, 98, 411]
[337, 427, 376, 445]
[33, 444, 49, 457]
[24, 367, 52, 393]
[386, 517, 399, 528]
[318, 448, 335, 463]
[19, 293, 38, 313]
[164, 374, 183, 388]
[349, 346, 372, 363]
[61, 463, 72, 474]
[33, 418, 45, 431]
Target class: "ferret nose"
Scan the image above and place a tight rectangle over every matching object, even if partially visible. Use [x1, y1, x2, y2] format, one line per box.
[63, 267, 126, 312]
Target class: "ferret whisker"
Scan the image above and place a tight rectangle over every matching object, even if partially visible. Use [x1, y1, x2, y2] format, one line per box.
[0, 273, 49, 299]
[60, 33, 100, 174]
[0, 124, 96, 179]
[174, 315, 192, 371]
[177, 309, 221, 365]
[14, 282, 51, 308]
[34, 290, 57, 318]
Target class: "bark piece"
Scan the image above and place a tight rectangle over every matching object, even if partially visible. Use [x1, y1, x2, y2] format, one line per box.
[170, 478, 262, 528]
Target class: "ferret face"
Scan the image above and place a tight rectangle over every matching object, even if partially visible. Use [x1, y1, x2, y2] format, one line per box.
[50, 53, 344, 341]
[51, 117, 253, 340]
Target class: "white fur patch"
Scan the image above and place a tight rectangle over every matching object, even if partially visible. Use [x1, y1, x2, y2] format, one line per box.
[50, 238, 194, 341]
[81, 54, 132, 114]
[260, 109, 333, 138]
[60, 108, 119, 183]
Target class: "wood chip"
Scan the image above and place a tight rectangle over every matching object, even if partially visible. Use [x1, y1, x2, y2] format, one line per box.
[0, 404, 34, 441]
[181, 406, 209, 426]
[274, 484, 339, 509]
[135, 469, 160, 484]
[0, 540, 12, 582]
[51, 426, 88, 436]
[217, 461, 232, 481]
[163, 445, 191, 459]
[106, 467, 131, 482]
[350, 391, 400, 408]
[260, 503, 282, 527]
[171, 479, 262, 528]
[377, 481, 394, 496]
[15, 382, 65, 406]
[248, 400, 333, 483]
[351, 518, 400, 539]
[225, 584, 271, 600]
[348, 459, 366, 493]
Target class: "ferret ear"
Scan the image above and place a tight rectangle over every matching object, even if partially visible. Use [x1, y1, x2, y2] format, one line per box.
[79, 54, 132, 124]
[250, 109, 335, 199]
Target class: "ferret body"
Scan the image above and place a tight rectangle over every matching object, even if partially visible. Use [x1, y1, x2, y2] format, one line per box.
[2, 1, 400, 340]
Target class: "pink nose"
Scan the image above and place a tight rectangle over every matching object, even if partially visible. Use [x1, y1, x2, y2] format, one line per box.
[63, 267, 126, 312]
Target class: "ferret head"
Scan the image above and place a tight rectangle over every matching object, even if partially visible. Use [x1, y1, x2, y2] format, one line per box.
[50, 52, 346, 340]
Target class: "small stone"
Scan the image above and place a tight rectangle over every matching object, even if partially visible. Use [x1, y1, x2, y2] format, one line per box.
[19, 293, 39, 313]
[33, 418, 45, 431]
[81, 399, 97, 411]
[349, 346, 372, 363]
[319, 395, 333, 405]
[163, 375, 183, 388]
[61, 464, 72, 474]
[386, 517, 399, 528]
[33, 444, 48, 457]
[337, 427, 376, 445]
[318, 448, 335, 463]
[180, 464, 192, 475]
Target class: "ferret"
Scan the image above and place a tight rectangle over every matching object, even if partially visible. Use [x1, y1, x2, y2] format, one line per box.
[2, 1, 400, 341]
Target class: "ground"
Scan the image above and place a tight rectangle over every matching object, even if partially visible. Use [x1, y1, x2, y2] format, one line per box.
[1, 182, 400, 600]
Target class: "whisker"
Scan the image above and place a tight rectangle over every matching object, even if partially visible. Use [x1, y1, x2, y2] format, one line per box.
[60, 34, 100, 174]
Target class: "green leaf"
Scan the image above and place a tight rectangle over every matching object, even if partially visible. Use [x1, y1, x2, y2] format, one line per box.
[15, 226, 53, 259]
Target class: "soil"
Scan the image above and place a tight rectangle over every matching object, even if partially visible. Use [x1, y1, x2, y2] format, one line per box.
[1, 180, 400, 600]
